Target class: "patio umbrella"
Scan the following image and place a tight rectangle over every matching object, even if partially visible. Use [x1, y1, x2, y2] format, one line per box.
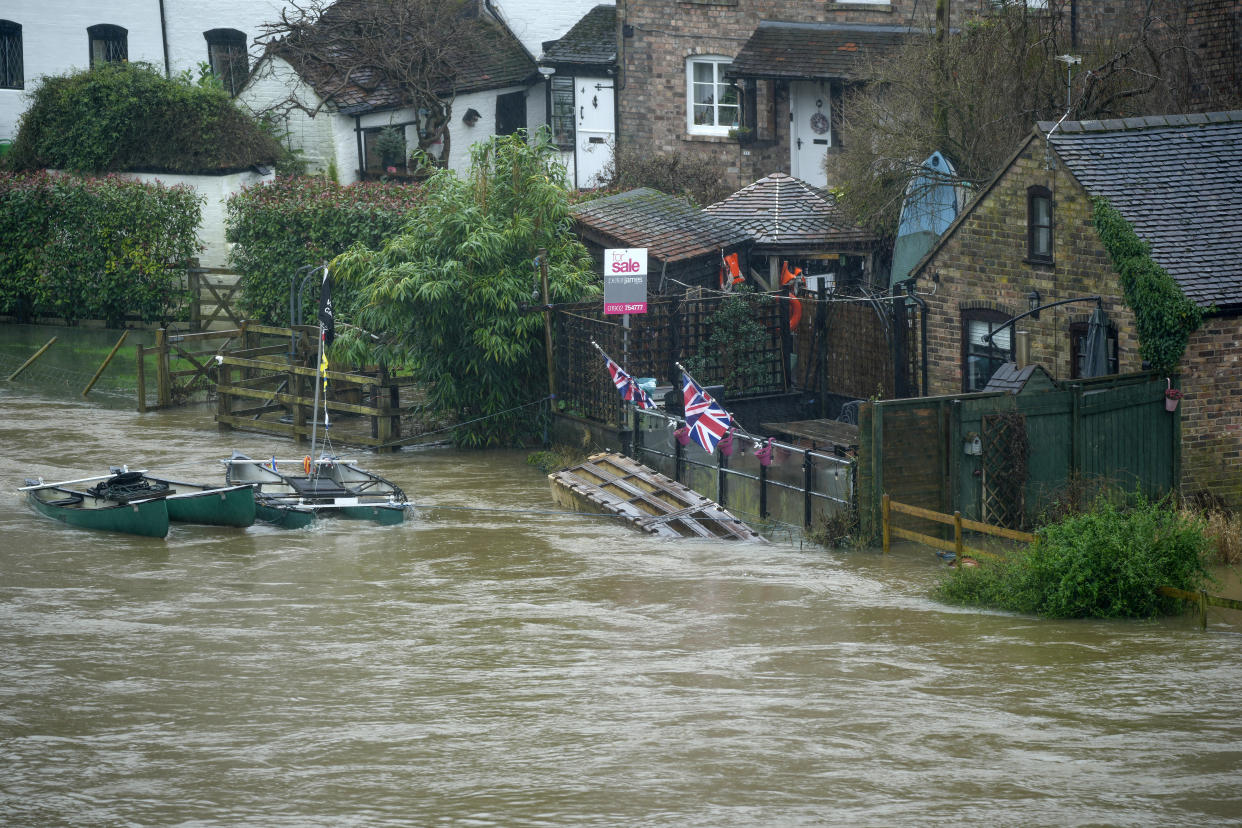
[1083, 305, 1110, 378]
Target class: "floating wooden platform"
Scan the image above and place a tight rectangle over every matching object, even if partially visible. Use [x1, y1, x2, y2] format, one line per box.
[548, 452, 766, 542]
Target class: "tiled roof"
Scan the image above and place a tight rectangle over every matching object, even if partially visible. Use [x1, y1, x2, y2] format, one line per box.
[729, 21, 908, 81]
[571, 188, 751, 263]
[275, 11, 536, 116]
[703, 172, 876, 247]
[983, 363, 1056, 395]
[1040, 111, 1242, 309]
[541, 5, 616, 67]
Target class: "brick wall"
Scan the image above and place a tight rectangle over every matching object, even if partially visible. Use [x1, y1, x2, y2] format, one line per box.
[1186, 0, 1242, 111]
[913, 134, 1242, 506]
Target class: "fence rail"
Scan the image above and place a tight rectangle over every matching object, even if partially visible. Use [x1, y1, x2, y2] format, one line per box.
[1157, 586, 1242, 630]
[881, 493, 1036, 559]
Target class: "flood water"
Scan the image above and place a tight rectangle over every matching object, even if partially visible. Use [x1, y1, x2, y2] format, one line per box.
[1, 387, 1240, 827]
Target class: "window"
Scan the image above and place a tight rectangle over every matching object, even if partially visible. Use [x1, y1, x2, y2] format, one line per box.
[88, 24, 127, 67]
[1070, 320, 1119, 378]
[550, 76, 574, 149]
[962, 309, 1013, 392]
[1027, 185, 1052, 263]
[363, 125, 408, 174]
[0, 20, 22, 90]
[205, 29, 247, 97]
[686, 56, 738, 136]
[495, 90, 526, 136]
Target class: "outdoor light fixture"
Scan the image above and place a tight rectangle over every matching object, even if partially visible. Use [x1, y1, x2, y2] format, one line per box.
[1028, 289, 1042, 319]
[538, 66, 556, 77]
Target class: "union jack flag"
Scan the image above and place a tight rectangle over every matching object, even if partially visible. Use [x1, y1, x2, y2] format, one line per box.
[682, 373, 732, 454]
[604, 355, 657, 410]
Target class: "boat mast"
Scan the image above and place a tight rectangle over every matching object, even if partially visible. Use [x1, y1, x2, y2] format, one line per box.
[309, 264, 330, 467]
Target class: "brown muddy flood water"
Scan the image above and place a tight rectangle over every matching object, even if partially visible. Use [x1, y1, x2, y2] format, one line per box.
[1, 387, 1240, 827]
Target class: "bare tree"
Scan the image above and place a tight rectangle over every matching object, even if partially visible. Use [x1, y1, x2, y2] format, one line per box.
[827, 1, 1201, 241]
[249, 0, 486, 163]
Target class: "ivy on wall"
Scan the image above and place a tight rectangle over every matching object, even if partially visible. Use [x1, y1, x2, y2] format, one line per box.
[1091, 198, 1203, 374]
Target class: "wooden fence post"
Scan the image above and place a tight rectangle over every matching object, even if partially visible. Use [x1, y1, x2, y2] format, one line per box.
[188, 268, 201, 332]
[954, 511, 964, 559]
[882, 493, 891, 555]
[216, 359, 232, 432]
[290, 365, 305, 443]
[155, 328, 172, 408]
[136, 344, 146, 413]
[376, 364, 394, 450]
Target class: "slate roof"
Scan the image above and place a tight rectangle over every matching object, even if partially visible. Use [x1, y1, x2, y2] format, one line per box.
[1040, 111, 1242, 309]
[273, 10, 536, 116]
[541, 5, 616, 67]
[729, 21, 909, 81]
[704, 172, 876, 248]
[982, 363, 1057, 395]
[571, 188, 751, 263]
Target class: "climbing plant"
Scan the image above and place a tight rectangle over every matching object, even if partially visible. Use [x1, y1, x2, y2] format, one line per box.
[1092, 198, 1203, 375]
[683, 289, 775, 398]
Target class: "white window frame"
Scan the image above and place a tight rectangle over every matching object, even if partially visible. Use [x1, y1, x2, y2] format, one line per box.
[685, 56, 739, 137]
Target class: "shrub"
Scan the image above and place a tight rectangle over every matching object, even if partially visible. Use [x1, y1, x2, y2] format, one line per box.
[225, 177, 423, 325]
[4, 62, 281, 174]
[936, 496, 1213, 619]
[0, 172, 202, 325]
[600, 146, 735, 207]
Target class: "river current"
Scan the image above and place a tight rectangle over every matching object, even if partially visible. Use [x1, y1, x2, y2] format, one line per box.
[1, 388, 1239, 826]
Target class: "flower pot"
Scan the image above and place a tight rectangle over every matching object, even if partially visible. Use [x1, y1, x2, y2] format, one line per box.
[1165, 397, 1180, 412]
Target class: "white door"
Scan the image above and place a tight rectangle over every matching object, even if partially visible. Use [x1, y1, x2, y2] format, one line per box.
[575, 76, 615, 189]
[790, 81, 831, 188]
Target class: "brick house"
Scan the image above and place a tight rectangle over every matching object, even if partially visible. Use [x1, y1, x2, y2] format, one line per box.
[612, 0, 1232, 193]
[907, 111, 1242, 506]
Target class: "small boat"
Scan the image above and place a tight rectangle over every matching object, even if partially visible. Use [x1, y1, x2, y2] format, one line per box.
[223, 452, 408, 526]
[22, 474, 170, 538]
[88, 468, 256, 528]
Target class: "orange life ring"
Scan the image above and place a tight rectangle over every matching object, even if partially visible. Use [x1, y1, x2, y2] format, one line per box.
[303, 455, 312, 475]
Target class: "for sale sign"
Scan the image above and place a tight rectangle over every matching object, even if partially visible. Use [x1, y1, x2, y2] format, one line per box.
[603, 248, 648, 314]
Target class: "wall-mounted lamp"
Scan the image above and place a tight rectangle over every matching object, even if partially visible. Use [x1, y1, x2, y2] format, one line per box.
[537, 65, 556, 78]
[1028, 288, 1042, 319]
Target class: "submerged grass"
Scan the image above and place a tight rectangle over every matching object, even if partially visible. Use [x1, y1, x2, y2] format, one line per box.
[936, 495, 1213, 619]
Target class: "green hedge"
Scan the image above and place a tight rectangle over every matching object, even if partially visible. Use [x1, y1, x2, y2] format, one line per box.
[225, 177, 423, 325]
[0, 172, 203, 326]
[3, 62, 281, 174]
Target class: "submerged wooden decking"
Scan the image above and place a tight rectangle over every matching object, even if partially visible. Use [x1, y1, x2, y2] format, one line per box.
[549, 452, 766, 542]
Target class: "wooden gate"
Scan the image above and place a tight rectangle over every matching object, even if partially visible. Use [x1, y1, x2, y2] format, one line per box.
[188, 266, 243, 331]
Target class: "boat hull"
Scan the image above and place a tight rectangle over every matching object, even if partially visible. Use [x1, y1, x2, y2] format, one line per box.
[338, 503, 406, 525]
[27, 489, 170, 538]
[165, 485, 256, 527]
[254, 499, 317, 529]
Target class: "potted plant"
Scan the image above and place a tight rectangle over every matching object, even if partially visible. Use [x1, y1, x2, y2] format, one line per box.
[1165, 381, 1184, 412]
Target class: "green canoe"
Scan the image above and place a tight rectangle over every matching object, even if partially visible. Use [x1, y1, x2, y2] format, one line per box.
[254, 498, 317, 529]
[148, 478, 256, 528]
[25, 483, 170, 538]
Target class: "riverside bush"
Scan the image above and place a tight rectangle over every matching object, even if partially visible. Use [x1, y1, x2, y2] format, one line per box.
[936, 496, 1213, 619]
[226, 177, 422, 325]
[0, 172, 202, 325]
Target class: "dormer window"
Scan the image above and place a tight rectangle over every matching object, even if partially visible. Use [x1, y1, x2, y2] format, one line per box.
[1027, 185, 1053, 263]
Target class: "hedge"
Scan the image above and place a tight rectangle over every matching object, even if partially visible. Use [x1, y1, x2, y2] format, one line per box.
[0, 171, 203, 326]
[226, 177, 423, 326]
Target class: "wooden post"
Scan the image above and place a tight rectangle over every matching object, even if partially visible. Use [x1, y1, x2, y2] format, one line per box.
[376, 364, 394, 450]
[82, 331, 128, 397]
[136, 344, 147, 413]
[155, 328, 172, 408]
[539, 248, 556, 402]
[216, 359, 232, 432]
[954, 511, 964, 560]
[882, 493, 891, 555]
[188, 268, 201, 332]
[1198, 591, 1208, 631]
[7, 336, 57, 381]
[289, 366, 305, 444]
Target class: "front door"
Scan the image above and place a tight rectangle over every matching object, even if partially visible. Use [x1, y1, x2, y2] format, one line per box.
[789, 81, 831, 188]
[575, 76, 615, 189]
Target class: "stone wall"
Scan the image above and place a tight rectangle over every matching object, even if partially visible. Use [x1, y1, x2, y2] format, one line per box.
[1180, 316, 1242, 506]
[1186, 0, 1242, 111]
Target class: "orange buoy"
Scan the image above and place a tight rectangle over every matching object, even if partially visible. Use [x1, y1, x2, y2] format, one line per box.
[303, 455, 312, 475]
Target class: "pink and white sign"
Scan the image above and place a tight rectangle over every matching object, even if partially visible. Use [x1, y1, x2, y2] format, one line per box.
[604, 248, 648, 314]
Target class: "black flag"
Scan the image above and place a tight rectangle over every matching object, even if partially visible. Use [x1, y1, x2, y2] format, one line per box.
[317, 269, 334, 345]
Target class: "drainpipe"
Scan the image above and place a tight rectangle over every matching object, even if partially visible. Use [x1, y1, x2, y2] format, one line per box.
[158, 0, 171, 77]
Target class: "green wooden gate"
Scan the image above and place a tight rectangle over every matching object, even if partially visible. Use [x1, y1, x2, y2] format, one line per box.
[860, 373, 1178, 534]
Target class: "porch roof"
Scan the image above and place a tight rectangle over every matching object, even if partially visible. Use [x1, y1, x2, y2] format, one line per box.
[541, 5, 616, 68]
[728, 21, 908, 82]
[1041, 111, 1242, 310]
[571, 188, 751, 263]
[704, 172, 876, 248]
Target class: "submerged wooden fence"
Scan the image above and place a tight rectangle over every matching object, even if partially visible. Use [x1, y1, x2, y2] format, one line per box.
[882, 494, 1036, 560]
